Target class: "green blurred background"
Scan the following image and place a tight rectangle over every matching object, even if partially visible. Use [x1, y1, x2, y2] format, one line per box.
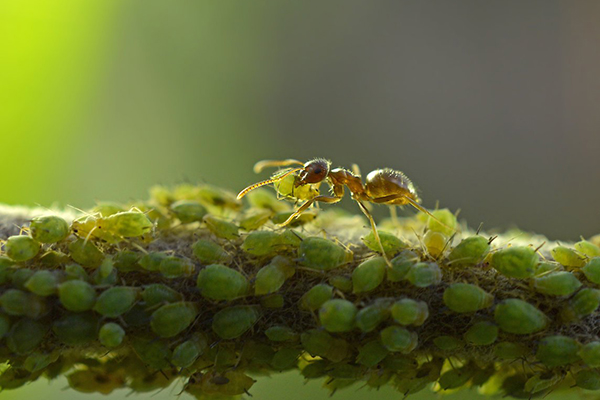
[1, 1, 600, 399]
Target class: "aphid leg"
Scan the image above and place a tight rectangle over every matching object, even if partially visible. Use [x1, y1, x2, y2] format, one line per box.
[253, 159, 303, 174]
[279, 195, 342, 227]
[355, 201, 393, 268]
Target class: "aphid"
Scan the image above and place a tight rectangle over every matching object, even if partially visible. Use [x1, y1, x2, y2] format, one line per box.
[329, 274, 353, 292]
[298, 237, 352, 271]
[551, 245, 586, 268]
[254, 256, 294, 295]
[494, 342, 530, 360]
[532, 271, 582, 296]
[92, 257, 117, 286]
[300, 329, 336, 359]
[362, 230, 406, 256]
[0, 289, 47, 318]
[270, 347, 303, 371]
[443, 283, 493, 313]
[196, 264, 249, 301]
[58, 280, 97, 312]
[131, 337, 171, 370]
[67, 369, 126, 395]
[158, 256, 194, 278]
[356, 340, 389, 368]
[138, 251, 168, 272]
[150, 302, 198, 338]
[524, 372, 562, 394]
[211, 305, 260, 339]
[535, 335, 581, 368]
[300, 283, 334, 311]
[560, 288, 600, 321]
[171, 333, 207, 368]
[575, 240, 600, 258]
[405, 261, 442, 287]
[29, 215, 70, 244]
[352, 256, 387, 294]
[464, 321, 498, 346]
[239, 208, 273, 231]
[5, 318, 48, 355]
[237, 158, 454, 266]
[68, 239, 104, 268]
[490, 246, 539, 279]
[24, 270, 58, 296]
[202, 215, 239, 240]
[380, 326, 418, 353]
[438, 363, 477, 390]
[245, 187, 291, 212]
[387, 250, 419, 282]
[71, 208, 153, 244]
[301, 360, 328, 379]
[38, 250, 70, 267]
[390, 298, 429, 326]
[23, 351, 59, 373]
[10, 268, 35, 290]
[265, 325, 297, 342]
[578, 341, 600, 367]
[141, 283, 184, 307]
[260, 293, 284, 308]
[582, 257, 600, 284]
[447, 235, 490, 268]
[0, 313, 10, 337]
[4, 235, 40, 262]
[432, 335, 464, 351]
[422, 230, 449, 259]
[170, 200, 208, 223]
[575, 369, 600, 391]
[494, 298, 548, 334]
[93, 286, 139, 317]
[98, 322, 126, 347]
[355, 301, 391, 332]
[112, 250, 141, 272]
[52, 312, 99, 345]
[319, 299, 358, 332]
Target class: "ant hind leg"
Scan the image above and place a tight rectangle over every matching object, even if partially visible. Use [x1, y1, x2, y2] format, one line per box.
[356, 201, 393, 268]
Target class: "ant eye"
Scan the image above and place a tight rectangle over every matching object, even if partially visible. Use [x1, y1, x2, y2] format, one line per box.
[314, 167, 322, 174]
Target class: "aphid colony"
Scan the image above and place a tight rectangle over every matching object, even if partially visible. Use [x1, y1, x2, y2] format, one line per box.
[0, 177, 599, 399]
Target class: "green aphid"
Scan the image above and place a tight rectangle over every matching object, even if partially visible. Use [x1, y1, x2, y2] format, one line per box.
[265, 325, 297, 342]
[426, 208, 457, 236]
[362, 230, 406, 256]
[23, 351, 59, 373]
[260, 293, 284, 308]
[423, 230, 449, 259]
[172, 335, 206, 368]
[212, 305, 259, 339]
[108, 210, 153, 237]
[112, 250, 141, 272]
[301, 360, 328, 379]
[241, 231, 283, 257]
[355, 301, 390, 333]
[533, 271, 581, 295]
[254, 256, 294, 295]
[159, 256, 194, 279]
[196, 184, 241, 211]
[523, 373, 562, 394]
[10, 268, 34, 290]
[6, 319, 48, 355]
[203, 215, 239, 240]
[583, 257, 600, 284]
[99, 322, 126, 347]
[438, 364, 476, 390]
[170, 200, 207, 223]
[575, 369, 600, 391]
[301, 329, 335, 358]
[68, 239, 104, 268]
[551, 245, 586, 269]
[38, 250, 70, 267]
[448, 236, 490, 268]
[246, 188, 290, 212]
[327, 363, 364, 380]
[578, 342, 600, 367]
[271, 210, 317, 227]
[196, 264, 249, 301]
[58, 280, 96, 312]
[380, 326, 418, 353]
[433, 335, 464, 351]
[352, 257, 387, 294]
[63, 263, 88, 281]
[388, 250, 419, 282]
[319, 299, 357, 332]
[298, 237, 352, 271]
[406, 262, 442, 287]
[535, 261, 563, 276]
[138, 251, 168, 272]
[24, 270, 58, 296]
[443, 283, 494, 313]
[495, 299, 548, 334]
[536, 335, 581, 368]
[92, 257, 117, 286]
[270, 347, 302, 371]
[5, 235, 40, 262]
[0, 257, 15, 284]
[150, 302, 198, 338]
[131, 337, 171, 370]
[94, 286, 139, 317]
[575, 240, 600, 258]
[121, 303, 151, 327]
[53, 312, 99, 345]
[356, 340, 389, 368]
[30, 215, 70, 243]
[490, 246, 538, 279]
[0, 313, 10, 337]
[192, 239, 231, 265]
[141, 283, 183, 307]
[329, 275, 353, 292]
[279, 229, 303, 247]
[91, 202, 125, 216]
[242, 342, 276, 365]
[464, 321, 498, 346]
[0, 289, 47, 319]
[149, 185, 174, 206]
[390, 299, 429, 326]
[300, 283, 334, 311]
[561, 288, 600, 321]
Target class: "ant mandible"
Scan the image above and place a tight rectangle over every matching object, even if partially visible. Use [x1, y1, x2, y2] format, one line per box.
[237, 158, 450, 267]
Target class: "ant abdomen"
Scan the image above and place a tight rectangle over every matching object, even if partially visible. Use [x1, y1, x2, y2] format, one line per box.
[364, 169, 420, 205]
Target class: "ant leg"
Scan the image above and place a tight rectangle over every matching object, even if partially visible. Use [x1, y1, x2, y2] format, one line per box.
[355, 201, 393, 268]
[253, 159, 303, 173]
[389, 206, 398, 225]
[280, 195, 342, 226]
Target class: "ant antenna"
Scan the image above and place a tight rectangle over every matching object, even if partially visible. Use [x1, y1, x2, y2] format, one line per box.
[237, 168, 302, 200]
[402, 196, 458, 234]
[253, 159, 303, 174]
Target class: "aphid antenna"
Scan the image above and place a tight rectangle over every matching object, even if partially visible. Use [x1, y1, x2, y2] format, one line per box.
[67, 204, 100, 219]
[534, 241, 546, 254]
[476, 222, 484, 235]
[237, 168, 303, 200]
[82, 226, 98, 248]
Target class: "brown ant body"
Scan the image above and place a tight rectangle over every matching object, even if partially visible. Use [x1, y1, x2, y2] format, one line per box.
[237, 158, 448, 266]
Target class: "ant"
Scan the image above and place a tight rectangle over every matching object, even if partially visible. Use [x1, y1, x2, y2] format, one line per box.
[237, 158, 452, 267]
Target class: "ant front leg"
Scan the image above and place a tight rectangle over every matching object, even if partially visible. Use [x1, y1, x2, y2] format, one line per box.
[279, 195, 342, 227]
[355, 201, 393, 268]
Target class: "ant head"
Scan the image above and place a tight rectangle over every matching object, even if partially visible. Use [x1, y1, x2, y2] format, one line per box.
[296, 159, 331, 186]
